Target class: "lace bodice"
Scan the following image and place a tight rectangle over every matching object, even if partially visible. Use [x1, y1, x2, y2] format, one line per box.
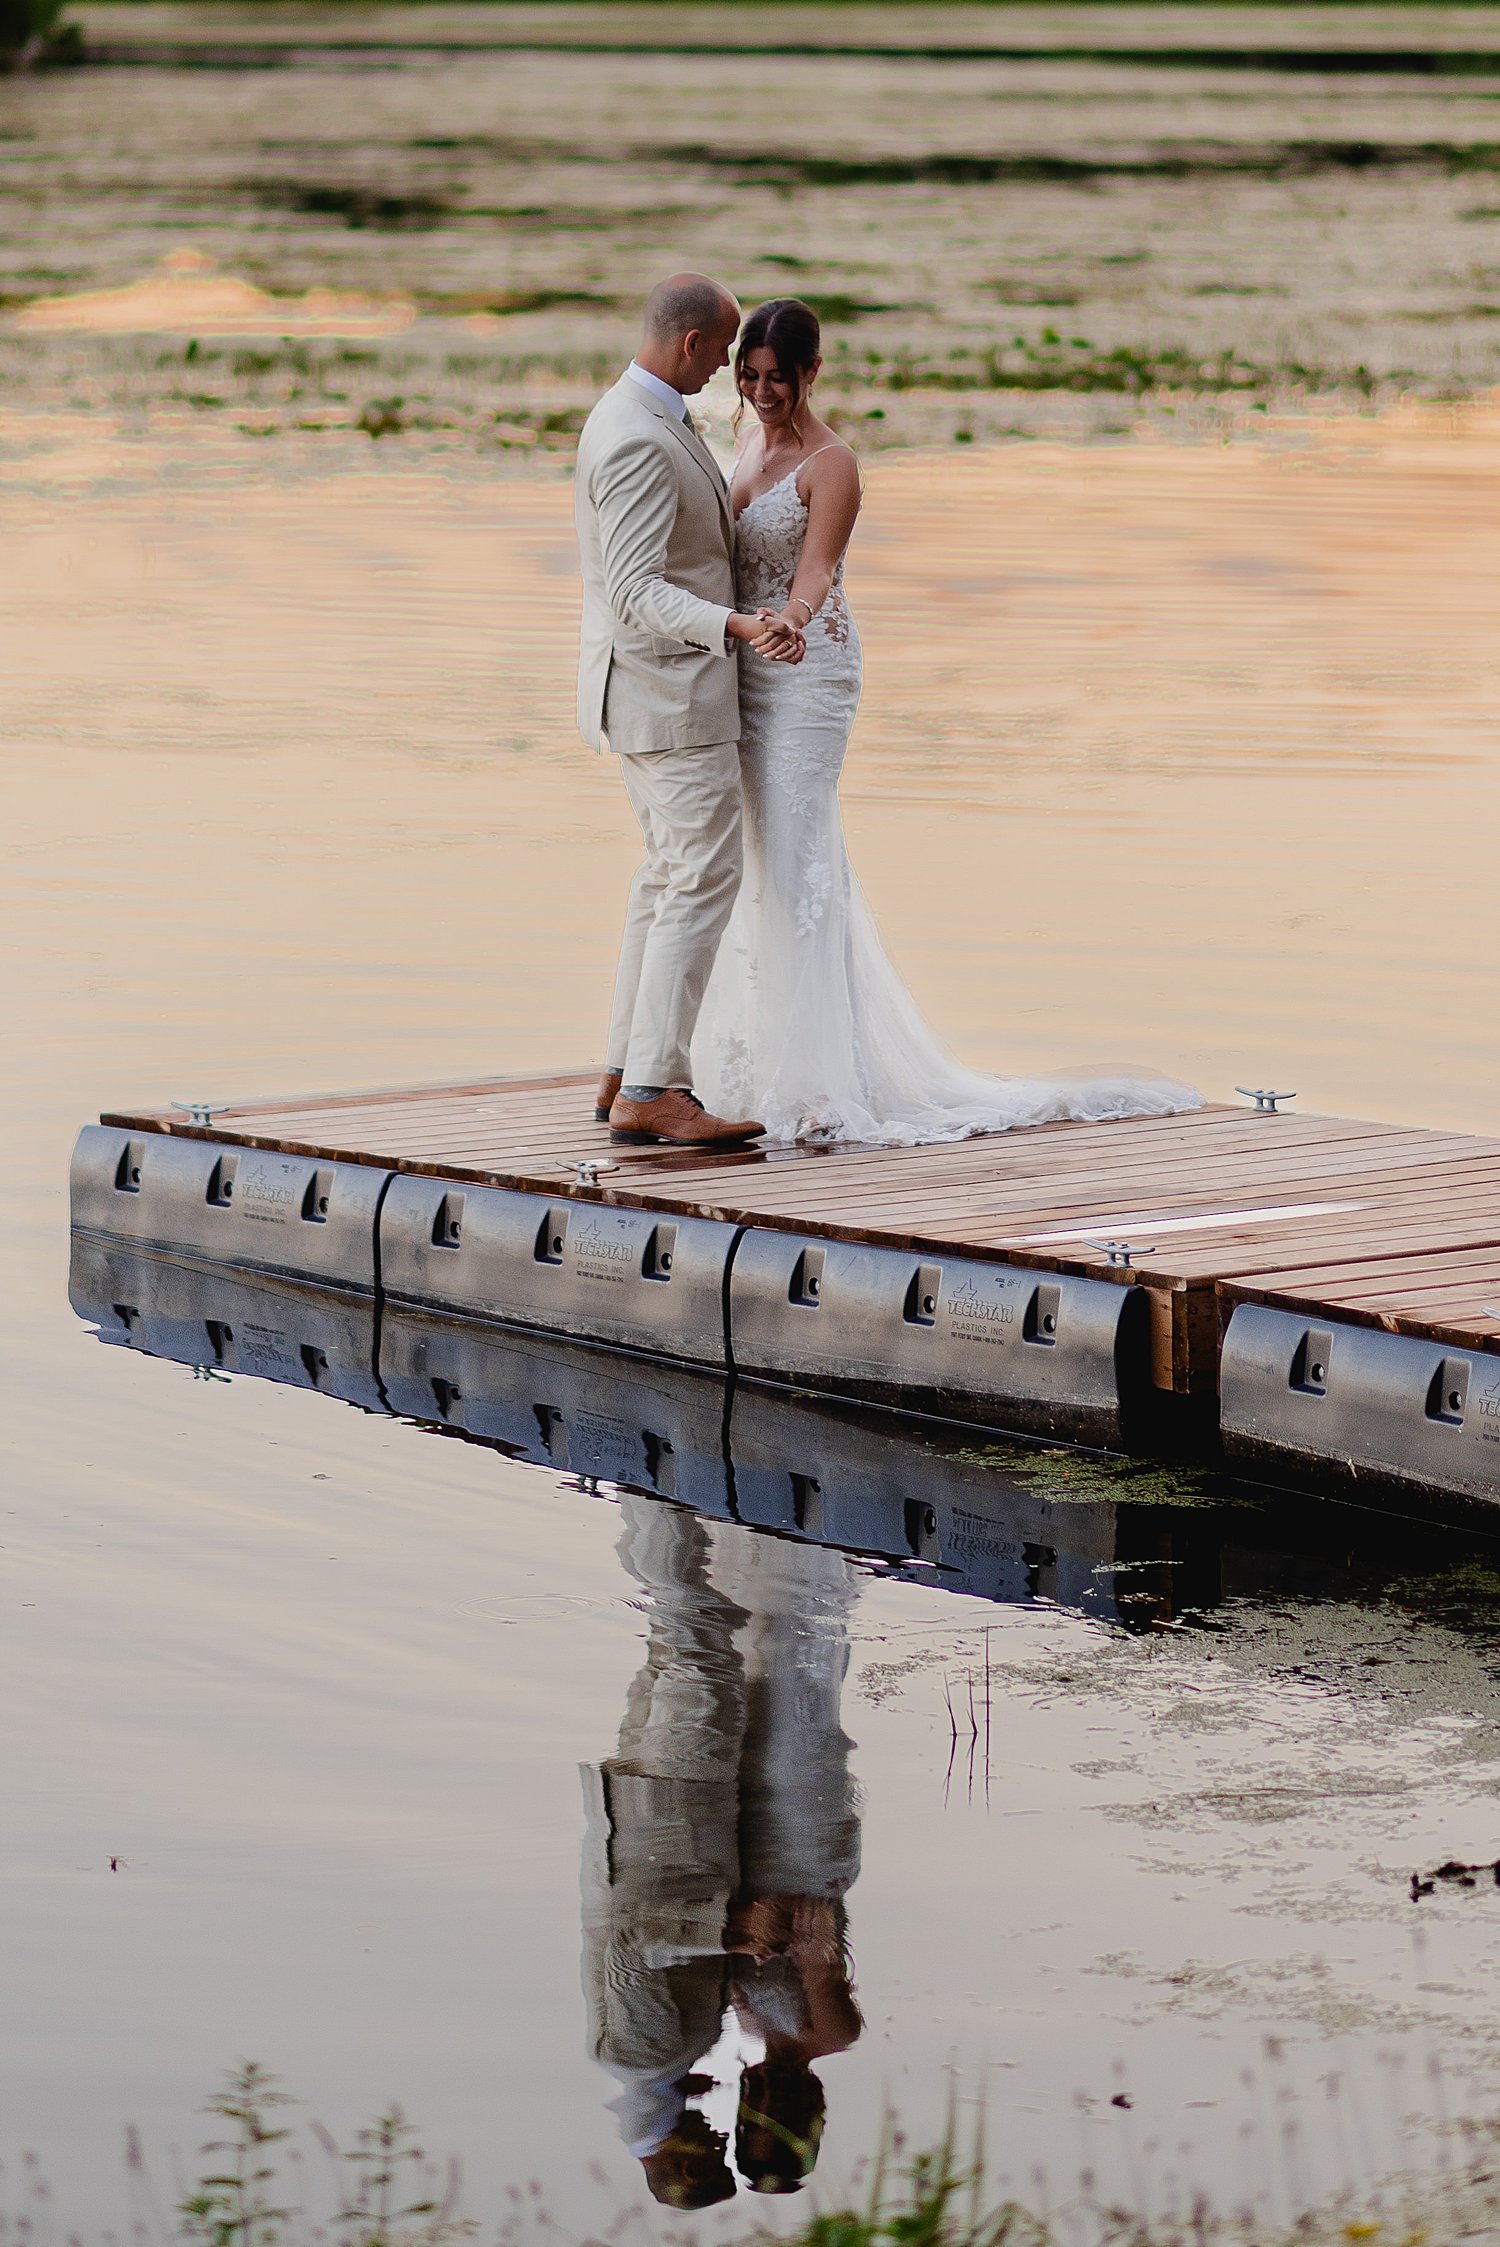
[733, 469, 854, 649]
[731, 462, 863, 833]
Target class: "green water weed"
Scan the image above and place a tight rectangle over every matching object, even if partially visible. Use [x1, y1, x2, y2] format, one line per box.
[175, 2066, 475, 2247]
[179, 2062, 295, 2247]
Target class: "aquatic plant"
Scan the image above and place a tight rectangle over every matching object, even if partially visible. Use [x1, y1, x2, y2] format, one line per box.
[0, 0, 79, 68]
[179, 2064, 297, 2247]
[920, 1437, 1230, 1511]
[166, 2087, 1056, 2247]
[126, 2068, 1500, 2247]
[334, 2105, 467, 2247]
[0, 2062, 1491, 2247]
[175, 2065, 474, 2247]
[775, 2118, 1050, 2247]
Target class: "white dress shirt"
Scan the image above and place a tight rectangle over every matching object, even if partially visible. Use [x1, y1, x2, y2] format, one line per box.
[625, 361, 689, 422]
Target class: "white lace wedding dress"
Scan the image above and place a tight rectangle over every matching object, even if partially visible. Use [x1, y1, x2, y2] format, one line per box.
[691, 459, 1201, 1146]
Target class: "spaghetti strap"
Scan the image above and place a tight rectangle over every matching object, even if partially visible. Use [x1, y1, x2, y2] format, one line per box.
[791, 440, 854, 504]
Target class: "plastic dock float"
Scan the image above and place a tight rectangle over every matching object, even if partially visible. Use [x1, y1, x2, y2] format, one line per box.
[70, 1070, 1500, 1495]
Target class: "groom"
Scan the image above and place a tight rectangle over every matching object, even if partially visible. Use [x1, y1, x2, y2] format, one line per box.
[576, 272, 802, 1148]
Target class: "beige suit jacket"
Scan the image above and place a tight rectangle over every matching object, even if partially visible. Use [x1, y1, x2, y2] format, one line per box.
[574, 373, 739, 756]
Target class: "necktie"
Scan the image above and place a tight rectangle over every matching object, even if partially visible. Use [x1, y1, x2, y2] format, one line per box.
[681, 408, 697, 436]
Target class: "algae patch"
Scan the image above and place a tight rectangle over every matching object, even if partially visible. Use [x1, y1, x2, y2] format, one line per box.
[924, 1438, 1234, 1511]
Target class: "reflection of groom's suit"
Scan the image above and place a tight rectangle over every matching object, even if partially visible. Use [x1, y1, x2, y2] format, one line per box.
[580, 1498, 861, 2167]
[575, 372, 743, 1093]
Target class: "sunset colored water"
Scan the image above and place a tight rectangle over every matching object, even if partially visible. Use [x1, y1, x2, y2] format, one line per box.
[8, 6, 1500, 2231]
[6, 387, 1500, 2233]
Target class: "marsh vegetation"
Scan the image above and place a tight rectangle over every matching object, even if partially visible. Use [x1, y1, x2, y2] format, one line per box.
[32, 2060, 1500, 2247]
[3, 3, 1500, 448]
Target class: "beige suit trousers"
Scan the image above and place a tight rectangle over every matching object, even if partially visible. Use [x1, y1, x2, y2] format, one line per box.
[606, 739, 743, 1091]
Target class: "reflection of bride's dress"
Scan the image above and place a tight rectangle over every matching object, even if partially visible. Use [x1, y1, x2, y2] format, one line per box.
[692, 466, 1201, 1147]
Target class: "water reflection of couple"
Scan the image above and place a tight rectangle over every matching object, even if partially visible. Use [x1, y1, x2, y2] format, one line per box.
[580, 1498, 863, 2207]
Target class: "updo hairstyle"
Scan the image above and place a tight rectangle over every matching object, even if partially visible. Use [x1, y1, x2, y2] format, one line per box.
[733, 297, 822, 437]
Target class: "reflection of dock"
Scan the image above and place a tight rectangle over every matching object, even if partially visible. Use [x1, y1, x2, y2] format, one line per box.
[69, 1235, 1500, 1630]
[73, 1073, 1500, 1502]
[70, 1233, 1128, 1620]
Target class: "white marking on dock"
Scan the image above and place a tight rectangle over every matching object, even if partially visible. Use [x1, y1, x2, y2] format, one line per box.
[1003, 1202, 1368, 1247]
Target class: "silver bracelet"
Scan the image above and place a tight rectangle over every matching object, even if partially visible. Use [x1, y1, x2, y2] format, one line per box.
[789, 595, 815, 622]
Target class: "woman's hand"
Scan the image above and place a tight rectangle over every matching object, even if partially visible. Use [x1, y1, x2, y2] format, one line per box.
[731, 607, 805, 663]
[729, 608, 796, 651]
[753, 607, 808, 661]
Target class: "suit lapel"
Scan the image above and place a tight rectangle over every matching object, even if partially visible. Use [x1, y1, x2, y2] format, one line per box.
[623, 378, 734, 541]
[670, 415, 736, 540]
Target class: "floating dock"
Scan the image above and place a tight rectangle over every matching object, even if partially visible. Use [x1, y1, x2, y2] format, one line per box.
[71, 1072, 1500, 1504]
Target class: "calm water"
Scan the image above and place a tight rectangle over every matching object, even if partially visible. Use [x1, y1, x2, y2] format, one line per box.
[7, 396, 1500, 2232]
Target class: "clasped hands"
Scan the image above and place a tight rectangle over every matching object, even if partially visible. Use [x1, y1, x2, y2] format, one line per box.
[730, 607, 807, 665]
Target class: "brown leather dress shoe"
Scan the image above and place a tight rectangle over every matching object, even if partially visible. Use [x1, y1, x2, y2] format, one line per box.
[609, 1088, 765, 1147]
[594, 1069, 622, 1123]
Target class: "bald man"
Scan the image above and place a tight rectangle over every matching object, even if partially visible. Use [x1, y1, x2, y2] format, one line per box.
[576, 274, 801, 1148]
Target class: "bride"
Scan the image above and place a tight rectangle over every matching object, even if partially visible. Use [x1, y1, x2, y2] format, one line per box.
[690, 297, 1199, 1147]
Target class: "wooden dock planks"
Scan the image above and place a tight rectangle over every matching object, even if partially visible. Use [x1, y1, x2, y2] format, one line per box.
[100, 1073, 1500, 1396]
